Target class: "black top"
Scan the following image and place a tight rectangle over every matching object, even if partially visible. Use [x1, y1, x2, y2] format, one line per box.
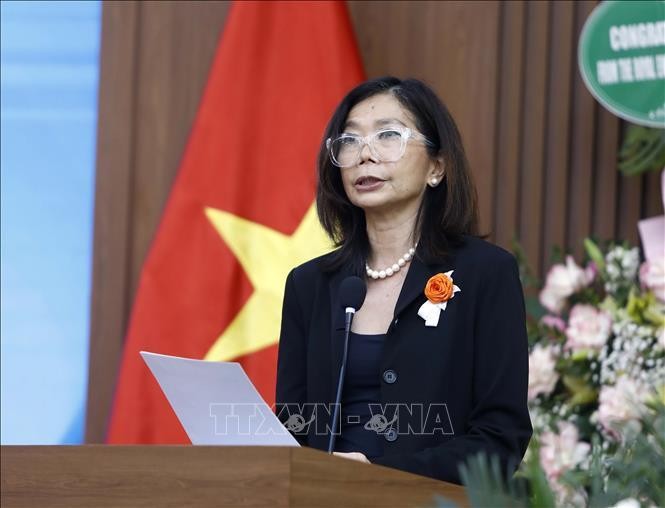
[276, 235, 533, 484]
[335, 332, 385, 459]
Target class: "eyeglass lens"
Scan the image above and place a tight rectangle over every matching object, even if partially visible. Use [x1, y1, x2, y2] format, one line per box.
[331, 130, 405, 167]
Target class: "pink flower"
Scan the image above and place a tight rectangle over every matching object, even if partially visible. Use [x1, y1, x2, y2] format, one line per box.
[639, 258, 665, 303]
[539, 256, 595, 314]
[565, 304, 612, 353]
[594, 376, 646, 437]
[528, 344, 559, 401]
[540, 314, 566, 333]
[539, 421, 590, 492]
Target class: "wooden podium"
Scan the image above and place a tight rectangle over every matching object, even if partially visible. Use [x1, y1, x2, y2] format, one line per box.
[1, 445, 468, 507]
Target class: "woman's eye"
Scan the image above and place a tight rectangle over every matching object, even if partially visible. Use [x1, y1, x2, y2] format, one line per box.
[377, 130, 401, 140]
[339, 136, 360, 146]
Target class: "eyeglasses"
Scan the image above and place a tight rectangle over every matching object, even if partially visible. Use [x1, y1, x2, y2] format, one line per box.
[326, 127, 434, 168]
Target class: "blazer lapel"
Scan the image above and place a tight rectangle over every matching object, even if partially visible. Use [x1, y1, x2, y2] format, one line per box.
[393, 255, 452, 319]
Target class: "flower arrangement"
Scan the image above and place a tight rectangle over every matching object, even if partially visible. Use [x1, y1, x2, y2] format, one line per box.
[520, 239, 665, 506]
[436, 239, 665, 508]
[523, 239, 664, 506]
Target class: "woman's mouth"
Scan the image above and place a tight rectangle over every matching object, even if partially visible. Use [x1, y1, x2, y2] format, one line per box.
[354, 176, 386, 192]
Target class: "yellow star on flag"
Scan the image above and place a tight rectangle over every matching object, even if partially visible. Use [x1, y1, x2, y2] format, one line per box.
[203, 203, 332, 361]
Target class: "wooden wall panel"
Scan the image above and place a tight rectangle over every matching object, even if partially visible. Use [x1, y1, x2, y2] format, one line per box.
[567, 1, 597, 260]
[85, 0, 140, 444]
[493, 0, 525, 249]
[643, 169, 663, 218]
[86, 0, 229, 443]
[542, 1, 574, 273]
[617, 170, 644, 244]
[87, 0, 662, 442]
[592, 108, 620, 241]
[519, 1, 550, 274]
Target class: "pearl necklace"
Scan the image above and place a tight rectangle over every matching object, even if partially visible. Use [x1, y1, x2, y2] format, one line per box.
[365, 245, 417, 280]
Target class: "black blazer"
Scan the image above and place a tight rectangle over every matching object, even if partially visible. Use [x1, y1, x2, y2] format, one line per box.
[276, 235, 532, 484]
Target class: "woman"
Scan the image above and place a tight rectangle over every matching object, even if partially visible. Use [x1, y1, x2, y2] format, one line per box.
[276, 76, 532, 485]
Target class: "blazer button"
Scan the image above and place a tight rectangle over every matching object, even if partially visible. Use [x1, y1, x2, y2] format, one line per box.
[382, 369, 397, 384]
[384, 428, 398, 442]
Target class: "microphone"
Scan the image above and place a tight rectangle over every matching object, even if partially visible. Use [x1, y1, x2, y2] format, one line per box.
[328, 276, 367, 453]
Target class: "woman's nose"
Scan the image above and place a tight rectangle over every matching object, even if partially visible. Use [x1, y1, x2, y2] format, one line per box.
[358, 141, 376, 164]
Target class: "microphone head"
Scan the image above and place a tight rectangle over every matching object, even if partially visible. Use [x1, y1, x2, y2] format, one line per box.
[339, 276, 367, 312]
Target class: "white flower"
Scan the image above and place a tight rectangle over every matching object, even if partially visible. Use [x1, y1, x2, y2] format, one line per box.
[640, 257, 665, 303]
[565, 304, 612, 353]
[608, 498, 640, 508]
[594, 376, 647, 438]
[528, 344, 559, 401]
[604, 246, 640, 296]
[539, 256, 594, 314]
[539, 287, 566, 315]
[539, 421, 590, 494]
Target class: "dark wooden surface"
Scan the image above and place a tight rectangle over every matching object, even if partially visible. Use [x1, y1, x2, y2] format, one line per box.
[87, 0, 663, 442]
[290, 447, 469, 508]
[1, 446, 467, 508]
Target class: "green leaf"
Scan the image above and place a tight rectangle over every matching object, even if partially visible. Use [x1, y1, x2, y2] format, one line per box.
[458, 453, 530, 507]
[562, 374, 598, 406]
[583, 238, 605, 271]
[618, 123, 665, 177]
[523, 444, 557, 508]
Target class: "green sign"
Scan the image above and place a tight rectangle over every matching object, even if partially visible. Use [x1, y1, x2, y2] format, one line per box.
[579, 0, 665, 128]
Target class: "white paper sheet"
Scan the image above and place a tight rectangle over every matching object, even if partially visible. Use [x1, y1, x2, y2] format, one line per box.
[140, 351, 299, 446]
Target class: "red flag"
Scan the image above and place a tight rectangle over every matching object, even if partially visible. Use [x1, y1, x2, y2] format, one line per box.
[107, 0, 364, 443]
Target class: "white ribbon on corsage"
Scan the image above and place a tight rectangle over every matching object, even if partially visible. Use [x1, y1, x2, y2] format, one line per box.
[417, 270, 461, 327]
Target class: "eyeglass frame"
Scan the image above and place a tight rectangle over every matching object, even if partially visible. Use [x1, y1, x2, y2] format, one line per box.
[325, 127, 435, 168]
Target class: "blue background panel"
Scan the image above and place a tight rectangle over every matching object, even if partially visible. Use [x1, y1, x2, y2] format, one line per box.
[1, 0, 101, 444]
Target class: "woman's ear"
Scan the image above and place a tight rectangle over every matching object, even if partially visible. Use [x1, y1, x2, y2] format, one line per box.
[427, 158, 445, 188]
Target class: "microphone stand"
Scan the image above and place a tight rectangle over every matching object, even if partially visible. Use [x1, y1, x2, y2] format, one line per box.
[327, 307, 354, 453]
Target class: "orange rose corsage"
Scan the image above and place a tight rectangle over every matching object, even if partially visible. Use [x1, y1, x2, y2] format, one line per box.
[418, 270, 461, 326]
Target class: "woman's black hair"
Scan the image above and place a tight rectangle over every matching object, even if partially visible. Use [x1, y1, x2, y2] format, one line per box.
[316, 76, 480, 274]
